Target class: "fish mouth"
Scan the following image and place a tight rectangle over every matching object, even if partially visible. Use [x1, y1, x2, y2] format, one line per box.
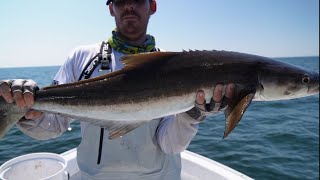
[308, 85, 319, 94]
[307, 72, 319, 94]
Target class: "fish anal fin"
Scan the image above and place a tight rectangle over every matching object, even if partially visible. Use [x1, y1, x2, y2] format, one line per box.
[223, 92, 255, 139]
[52, 114, 147, 140]
[102, 120, 148, 140]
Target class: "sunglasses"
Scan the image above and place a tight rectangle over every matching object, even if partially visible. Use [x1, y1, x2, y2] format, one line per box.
[106, 0, 148, 6]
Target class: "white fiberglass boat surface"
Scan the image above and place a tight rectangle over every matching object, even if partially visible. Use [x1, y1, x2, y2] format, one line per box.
[62, 148, 253, 180]
[0, 148, 253, 180]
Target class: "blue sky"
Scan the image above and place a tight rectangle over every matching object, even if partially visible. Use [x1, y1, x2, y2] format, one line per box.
[0, 0, 319, 67]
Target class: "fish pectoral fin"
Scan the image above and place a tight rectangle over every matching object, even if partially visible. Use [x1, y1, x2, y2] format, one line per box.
[223, 92, 255, 139]
[101, 120, 148, 140]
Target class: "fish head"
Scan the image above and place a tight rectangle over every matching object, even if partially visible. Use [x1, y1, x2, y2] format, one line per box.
[258, 62, 319, 101]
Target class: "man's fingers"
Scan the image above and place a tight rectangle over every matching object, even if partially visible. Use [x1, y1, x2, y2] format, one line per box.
[213, 84, 224, 102]
[0, 80, 14, 103]
[210, 83, 235, 112]
[23, 80, 39, 95]
[225, 83, 235, 99]
[13, 90, 26, 108]
[25, 110, 43, 119]
[195, 90, 205, 105]
[11, 79, 27, 108]
[24, 93, 35, 108]
[23, 80, 38, 107]
[11, 79, 25, 93]
[0, 79, 38, 108]
[191, 83, 235, 118]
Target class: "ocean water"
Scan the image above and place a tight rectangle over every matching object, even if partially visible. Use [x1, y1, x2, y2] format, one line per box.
[0, 56, 319, 180]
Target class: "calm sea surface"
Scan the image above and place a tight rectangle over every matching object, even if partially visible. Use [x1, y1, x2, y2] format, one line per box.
[0, 56, 319, 180]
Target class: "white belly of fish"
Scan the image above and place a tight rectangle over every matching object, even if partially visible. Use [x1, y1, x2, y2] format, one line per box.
[33, 88, 214, 121]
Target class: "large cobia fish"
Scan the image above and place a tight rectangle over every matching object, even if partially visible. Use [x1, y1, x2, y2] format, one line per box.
[0, 51, 319, 139]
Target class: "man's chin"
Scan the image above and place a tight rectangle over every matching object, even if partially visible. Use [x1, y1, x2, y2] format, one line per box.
[122, 25, 141, 34]
[119, 29, 142, 41]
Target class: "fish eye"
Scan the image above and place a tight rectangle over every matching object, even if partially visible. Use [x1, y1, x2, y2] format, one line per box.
[302, 75, 310, 84]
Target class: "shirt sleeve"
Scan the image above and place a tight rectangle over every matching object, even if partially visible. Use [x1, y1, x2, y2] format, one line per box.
[16, 48, 79, 140]
[156, 112, 201, 154]
[16, 114, 73, 140]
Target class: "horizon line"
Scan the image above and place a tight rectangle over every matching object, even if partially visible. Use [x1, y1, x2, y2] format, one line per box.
[0, 55, 319, 69]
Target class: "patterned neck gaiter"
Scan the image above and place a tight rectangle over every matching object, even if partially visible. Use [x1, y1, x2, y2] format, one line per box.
[108, 29, 156, 54]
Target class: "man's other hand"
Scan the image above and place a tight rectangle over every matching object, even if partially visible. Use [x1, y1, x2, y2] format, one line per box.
[186, 83, 235, 122]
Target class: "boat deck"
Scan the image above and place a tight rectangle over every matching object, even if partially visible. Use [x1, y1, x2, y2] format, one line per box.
[61, 148, 253, 180]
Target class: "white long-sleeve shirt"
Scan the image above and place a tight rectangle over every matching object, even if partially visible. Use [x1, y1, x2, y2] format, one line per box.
[17, 43, 201, 180]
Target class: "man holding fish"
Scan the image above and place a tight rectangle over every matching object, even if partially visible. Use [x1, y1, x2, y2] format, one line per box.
[0, 0, 235, 179]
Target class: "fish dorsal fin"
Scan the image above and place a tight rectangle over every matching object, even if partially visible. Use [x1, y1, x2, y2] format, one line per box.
[42, 52, 179, 91]
[223, 90, 255, 139]
[121, 51, 179, 69]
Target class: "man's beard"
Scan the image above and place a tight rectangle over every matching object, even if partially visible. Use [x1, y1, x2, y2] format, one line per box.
[115, 17, 149, 42]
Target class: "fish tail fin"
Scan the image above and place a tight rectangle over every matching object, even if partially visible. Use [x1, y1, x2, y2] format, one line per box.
[0, 98, 25, 139]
